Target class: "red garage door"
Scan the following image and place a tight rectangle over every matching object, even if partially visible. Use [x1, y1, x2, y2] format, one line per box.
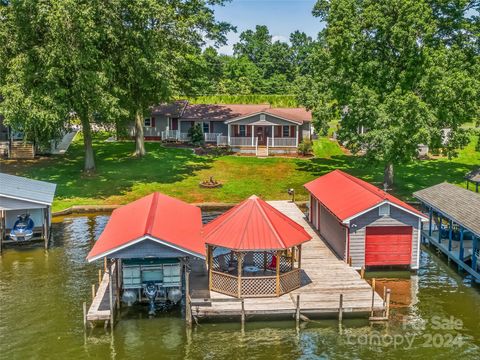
[365, 226, 412, 266]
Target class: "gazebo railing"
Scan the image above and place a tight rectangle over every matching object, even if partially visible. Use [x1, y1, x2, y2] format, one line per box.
[210, 270, 238, 297]
[212, 252, 293, 274]
[210, 250, 301, 298]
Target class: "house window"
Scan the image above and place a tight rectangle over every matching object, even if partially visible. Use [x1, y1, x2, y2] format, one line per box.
[203, 122, 210, 134]
[283, 125, 290, 137]
[379, 203, 390, 216]
[239, 125, 246, 137]
[144, 118, 151, 127]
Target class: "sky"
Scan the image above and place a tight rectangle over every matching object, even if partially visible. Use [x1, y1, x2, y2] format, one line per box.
[211, 0, 323, 55]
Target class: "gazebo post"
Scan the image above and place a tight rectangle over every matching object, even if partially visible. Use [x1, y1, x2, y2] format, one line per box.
[298, 245, 302, 269]
[237, 252, 243, 298]
[208, 245, 213, 290]
[276, 250, 281, 296]
[290, 247, 295, 270]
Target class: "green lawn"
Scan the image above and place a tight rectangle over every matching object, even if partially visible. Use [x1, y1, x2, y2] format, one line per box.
[2, 134, 478, 212]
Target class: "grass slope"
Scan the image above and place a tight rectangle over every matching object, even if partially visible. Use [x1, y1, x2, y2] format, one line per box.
[3, 134, 478, 212]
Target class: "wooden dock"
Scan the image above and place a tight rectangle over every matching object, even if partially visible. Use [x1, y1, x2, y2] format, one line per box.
[190, 201, 386, 320]
[86, 263, 117, 323]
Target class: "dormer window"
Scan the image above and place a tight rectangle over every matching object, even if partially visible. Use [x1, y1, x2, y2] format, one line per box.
[379, 203, 390, 216]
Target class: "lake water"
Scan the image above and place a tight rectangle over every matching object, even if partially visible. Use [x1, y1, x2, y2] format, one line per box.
[0, 213, 479, 359]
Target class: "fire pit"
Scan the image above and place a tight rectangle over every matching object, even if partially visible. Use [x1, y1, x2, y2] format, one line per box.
[199, 176, 222, 188]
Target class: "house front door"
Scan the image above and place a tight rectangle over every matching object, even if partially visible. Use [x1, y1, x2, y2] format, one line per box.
[171, 118, 178, 130]
[257, 126, 266, 145]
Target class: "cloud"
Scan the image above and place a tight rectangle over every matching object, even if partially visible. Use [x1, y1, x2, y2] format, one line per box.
[272, 35, 289, 43]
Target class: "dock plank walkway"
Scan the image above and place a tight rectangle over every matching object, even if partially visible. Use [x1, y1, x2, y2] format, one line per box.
[87, 263, 116, 322]
[191, 201, 385, 319]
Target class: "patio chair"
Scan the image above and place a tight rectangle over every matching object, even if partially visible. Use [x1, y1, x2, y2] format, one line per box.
[218, 255, 235, 273]
[243, 252, 255, 267]
[266, 254, 277, 272]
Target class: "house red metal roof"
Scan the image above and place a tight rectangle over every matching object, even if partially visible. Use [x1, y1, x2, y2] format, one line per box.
[86, 193, 205, 261]
[203, 195, 312, 250]
[304, 170, 426, 222]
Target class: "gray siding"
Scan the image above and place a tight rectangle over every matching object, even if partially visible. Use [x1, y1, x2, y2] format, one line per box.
[230, 114, 302, 126]
[349, 206, 420, 269]
[143, 115, 168, 137]
[301, 122, 311, 140]
[107, 238, 193, 259]
[180, 120, 193, 133]
[319, 203, 346, 260]
[211, 122, 227, 135]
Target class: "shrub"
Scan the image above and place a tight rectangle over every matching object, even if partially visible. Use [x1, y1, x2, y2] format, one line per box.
[298, 139, 313, 156]
[188, 123, 204, 146]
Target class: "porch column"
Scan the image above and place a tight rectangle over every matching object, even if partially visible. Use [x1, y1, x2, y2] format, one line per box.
[448, 220, 453, 251]
[275, 250, 281, 296]
[271, 125, 275, 147]
[227, 124, 231, 145]
[472, 236, 478, 270]
[428, 207, 433, 236]
[459, 227, 464, 261]
[438, 214, 442, 243]
[296, 125, 299, 146]
[251, 125, 254, 146]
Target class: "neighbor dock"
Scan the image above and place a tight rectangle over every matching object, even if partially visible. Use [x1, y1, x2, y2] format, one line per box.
[189, 201, 386, 321]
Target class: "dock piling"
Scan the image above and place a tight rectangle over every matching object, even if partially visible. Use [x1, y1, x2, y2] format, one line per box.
[185, 270, 192, 327]
[295, 294, 300, 325]
[98, 269, 102, 284]
[360, 266, 365, 279]
[241, 299, 245, 325]
[83, 302, 87, 329]
[338, 294, 343, 323]
[385, 289, 391, 319]
[91, 284, 96, 301]
[370, 278, 376, 317]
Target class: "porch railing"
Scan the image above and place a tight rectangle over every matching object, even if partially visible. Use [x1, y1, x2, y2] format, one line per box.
[204, 132, 222, 142]
[267, 137, 297, 147]
[217, 135, 228, 146]
[230, 137, 253, 147]
[161, 130, 189, 142]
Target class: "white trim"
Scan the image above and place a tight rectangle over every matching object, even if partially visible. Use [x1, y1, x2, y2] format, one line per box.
[342, 200, 428, 224]
[414, 218, 421, 270]
[224, 111, 303, 125]
[0, 193, 51, 207]
[87, 235, 205, 262]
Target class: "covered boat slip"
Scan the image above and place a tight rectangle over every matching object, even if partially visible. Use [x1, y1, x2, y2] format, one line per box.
[414, 183, 480, 282]
[190, 201, 386, 320]
[0, 173, 56, 251]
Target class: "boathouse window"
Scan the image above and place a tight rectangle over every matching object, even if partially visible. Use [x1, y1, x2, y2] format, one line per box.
[379, 203, 390, 216]
[144, 118, 152, 127]
[283, 125, 290, 137]
[203, 122, 210, 133]
[239, 125, 246, 137]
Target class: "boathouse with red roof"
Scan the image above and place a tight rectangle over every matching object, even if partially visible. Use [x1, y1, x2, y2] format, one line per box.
[304, 170, 427, 270]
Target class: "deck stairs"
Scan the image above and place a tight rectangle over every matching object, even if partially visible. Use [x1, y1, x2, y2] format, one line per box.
[256, 146, 268, 157]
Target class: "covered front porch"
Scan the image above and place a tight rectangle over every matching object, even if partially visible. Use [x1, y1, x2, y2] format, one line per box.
[221, 123, 299, 150]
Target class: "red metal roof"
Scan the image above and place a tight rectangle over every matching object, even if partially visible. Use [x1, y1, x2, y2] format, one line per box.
[203, 195, 312, 250]
[304, 170, 426, 222]
[86, 193, 205, 261]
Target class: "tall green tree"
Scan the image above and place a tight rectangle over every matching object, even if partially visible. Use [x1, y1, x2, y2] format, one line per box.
[0, 0, 120, 173]
[113, 0, 232, 157]
[302, 0, 479, 186]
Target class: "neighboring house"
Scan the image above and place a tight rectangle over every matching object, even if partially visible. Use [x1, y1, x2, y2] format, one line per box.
[131, 100, 313, 155]
[304, 170, 428, 270]
[0, 116, 36, 159]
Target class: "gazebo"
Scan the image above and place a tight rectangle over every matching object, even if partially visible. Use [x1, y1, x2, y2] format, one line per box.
[203, 195, 311, 298]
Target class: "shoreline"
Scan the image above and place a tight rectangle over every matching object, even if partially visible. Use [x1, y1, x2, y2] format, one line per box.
[52, 201, 310, 217]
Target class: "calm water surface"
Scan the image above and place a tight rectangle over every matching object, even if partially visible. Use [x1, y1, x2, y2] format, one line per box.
[0, 214, 479, 359]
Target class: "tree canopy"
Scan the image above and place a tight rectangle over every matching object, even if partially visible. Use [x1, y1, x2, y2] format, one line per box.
[300, 0, 480, 185]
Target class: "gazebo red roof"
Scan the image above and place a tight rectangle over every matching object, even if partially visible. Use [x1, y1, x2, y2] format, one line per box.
[304, 170, 425, 222]
[203, 195, 312, 250]
[87, 192, 205, 262]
